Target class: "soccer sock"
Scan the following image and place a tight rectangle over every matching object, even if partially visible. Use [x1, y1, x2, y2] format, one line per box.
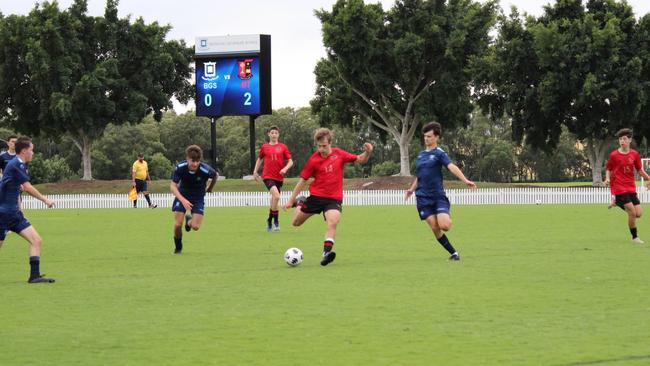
[174, 237, 183, 252]
[324, 238, 334, 253]
[630, 227, 638, 239]
[145, 194, 152, 206]
[133, 199, 137, 208]
[29, 256, 40, 279]
[271, 210, 279, 225]
[436, 234, 457, 255]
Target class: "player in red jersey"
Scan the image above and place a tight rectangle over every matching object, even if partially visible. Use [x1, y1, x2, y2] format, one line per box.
[604, 128, 650, 243]
[283, 128, 373, 266]
[253, 126, 293, 232]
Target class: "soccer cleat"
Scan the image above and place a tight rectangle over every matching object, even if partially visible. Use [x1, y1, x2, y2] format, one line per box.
[28, 275, 55, 283]
[632, 237, 645, 244]
[448, 253, 460, 261]
[150, 204, 158, 209]
[273, 224, 280, 231]
[184, 214, 192, 232]
[320, 251, 336, 266]
[292, 195, 306, 208]
[174, 248, 182, 254]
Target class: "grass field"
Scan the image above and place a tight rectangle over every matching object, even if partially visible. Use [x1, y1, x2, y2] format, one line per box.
[1, 205, 649, 365]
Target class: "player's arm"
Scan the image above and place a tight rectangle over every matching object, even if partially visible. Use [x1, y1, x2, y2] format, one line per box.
[355, 143, 373, 164]
[21, 182, 54, 208]
[405, 178, 418, 200]
[206, 176, 217, 193]
[604, 169, 611, 186]
[279, 158, 294, 176]
[131, 165, 137, 187]
[283, 178, 307, 210]
[447, 163, 477, 189]
[252, 157, 263, 182]
[170, 181, 192, 211]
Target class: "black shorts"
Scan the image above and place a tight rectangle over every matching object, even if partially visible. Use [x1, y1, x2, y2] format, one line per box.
[135, 179, 148, 193]
[615, 192, 640, 209]
[263, 179, 283, 191]
[300, 195, 343, 215]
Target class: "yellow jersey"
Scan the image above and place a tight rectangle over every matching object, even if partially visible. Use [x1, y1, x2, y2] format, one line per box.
[132, 160, 149, 180]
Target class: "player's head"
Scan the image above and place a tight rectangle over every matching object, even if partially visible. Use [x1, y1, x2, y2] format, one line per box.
[267, 126, 280, 142]
[185, 145, 203, 171]
[314, 128, 332, 157]
[15, 136, 34, 162]
[137, 153, 144, 162]
[6, 135, 17, 152]
[616, 128, 633, 149]
[422, 122, 442, 148]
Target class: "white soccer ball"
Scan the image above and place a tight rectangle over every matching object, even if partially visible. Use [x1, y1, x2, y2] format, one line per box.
[535, 199, 542, 205]
[284, 247, 303, 267]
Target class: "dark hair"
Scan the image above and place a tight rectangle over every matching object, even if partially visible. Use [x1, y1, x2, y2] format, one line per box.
[422, 122, 442, 136]
[7, 135, 17, 140]
[186, 145, 203, 161]
[138, 153, 144, 158]
[15, 136, 32, 154]
[616, 128, 633, 139]
[314, 128, 332, 143]
[267, 126, 279, 133]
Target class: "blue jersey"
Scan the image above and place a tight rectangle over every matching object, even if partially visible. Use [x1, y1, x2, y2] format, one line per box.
[171, 161, 217, 200]
[0, 157, 29, 213]
[415, 147, 452, 198]
[0, 151, 15, 172]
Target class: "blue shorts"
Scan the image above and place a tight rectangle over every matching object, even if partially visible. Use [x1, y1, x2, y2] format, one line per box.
[0, 210, 31, 240]
[172, 197, 205, 215]
[135, 179, 148, 193]
[416, 195, 451, 220]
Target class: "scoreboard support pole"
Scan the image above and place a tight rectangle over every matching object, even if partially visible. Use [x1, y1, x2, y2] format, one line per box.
[210, 116, 219, 170]
[249, 115, 257, 173]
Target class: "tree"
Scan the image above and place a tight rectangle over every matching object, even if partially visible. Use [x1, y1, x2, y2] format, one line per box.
[474, 0, 647, 185]
[0, 0, 193, 180]
[312, 0, 497, 175]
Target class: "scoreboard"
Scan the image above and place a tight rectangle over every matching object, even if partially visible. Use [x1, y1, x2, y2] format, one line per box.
[194, 35, 271, 116]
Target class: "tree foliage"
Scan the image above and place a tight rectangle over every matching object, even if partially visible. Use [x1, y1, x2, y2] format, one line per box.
[474, 0, 648, 184]
[0, 0, 193, 180]
[312, 0, 498, 175]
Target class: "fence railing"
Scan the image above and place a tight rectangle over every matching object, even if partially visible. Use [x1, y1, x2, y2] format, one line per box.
[18, 187, 650, 210]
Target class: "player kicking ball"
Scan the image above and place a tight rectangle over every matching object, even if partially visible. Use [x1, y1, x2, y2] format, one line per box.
[405, 122, 476, 261]
[170, 145, 217, 254]
[604, 128, 650, 244]
[283, 128, 372, 266]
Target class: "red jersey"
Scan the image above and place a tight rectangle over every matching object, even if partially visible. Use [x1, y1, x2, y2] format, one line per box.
[300, 147, 358, 201]
[259, 143, 292, 181]
[606, 148, 642, 195]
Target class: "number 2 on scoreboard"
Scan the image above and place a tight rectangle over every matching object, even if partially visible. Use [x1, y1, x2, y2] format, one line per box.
[243, 92, 252, 106]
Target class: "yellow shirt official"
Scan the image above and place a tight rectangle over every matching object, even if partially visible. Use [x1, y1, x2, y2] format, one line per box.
[132, 160, 149, 180]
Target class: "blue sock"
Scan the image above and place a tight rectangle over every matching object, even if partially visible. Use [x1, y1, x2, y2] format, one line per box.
[29, 256, 40, 279]
[436, 234, 456, 255]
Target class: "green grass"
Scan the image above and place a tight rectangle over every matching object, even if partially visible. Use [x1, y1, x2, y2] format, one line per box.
[1, 205, 650, 365]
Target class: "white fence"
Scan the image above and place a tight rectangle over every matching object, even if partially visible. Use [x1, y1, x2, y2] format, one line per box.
[18, 187, 650, 210]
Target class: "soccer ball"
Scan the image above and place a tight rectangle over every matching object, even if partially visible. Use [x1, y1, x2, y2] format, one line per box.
[284, 247, 303, 267]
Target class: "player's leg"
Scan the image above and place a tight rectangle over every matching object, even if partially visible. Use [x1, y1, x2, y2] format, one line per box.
[291, 209, 314, 227]
[270, 185, 281, 230]
[173, 211, 185, 253]
[172, 199, 186, 253]
[188, 213, 204, 231]
[426, 214, 460, 260]
[320, 208, 341, 266]
[624, 201, 643, 243]
[18, 225, 55, 283]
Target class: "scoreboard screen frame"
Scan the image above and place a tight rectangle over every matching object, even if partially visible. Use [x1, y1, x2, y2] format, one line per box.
[194, 35, 271, 117]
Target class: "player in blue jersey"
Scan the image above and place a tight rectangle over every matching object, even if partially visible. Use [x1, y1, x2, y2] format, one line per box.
[170, 145, 217, 254]
[0, 136, 56, 283]
[0, 135, 17, 175]
[405, 122, 476, 261]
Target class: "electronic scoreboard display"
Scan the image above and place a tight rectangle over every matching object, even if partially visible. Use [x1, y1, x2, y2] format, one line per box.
[196, 57, 261, 115]
[194, 35, 271, 117]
